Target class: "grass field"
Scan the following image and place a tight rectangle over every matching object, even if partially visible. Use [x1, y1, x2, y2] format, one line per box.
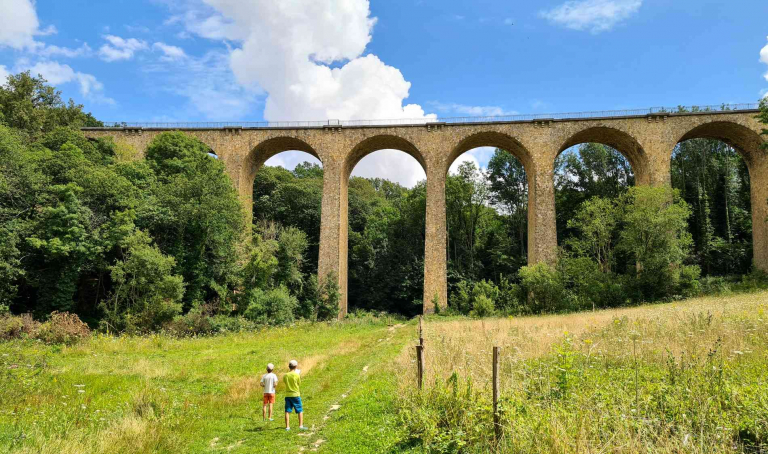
[2, 292, 768, 453]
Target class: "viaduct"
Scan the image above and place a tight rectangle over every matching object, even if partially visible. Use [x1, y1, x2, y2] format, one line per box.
[83, 105, 768, 316]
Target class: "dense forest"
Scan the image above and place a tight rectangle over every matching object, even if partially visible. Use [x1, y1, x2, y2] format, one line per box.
[1, 72, 767, 335]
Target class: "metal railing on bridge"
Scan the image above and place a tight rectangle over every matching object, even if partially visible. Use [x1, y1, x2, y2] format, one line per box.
[94, 103, 761, 129]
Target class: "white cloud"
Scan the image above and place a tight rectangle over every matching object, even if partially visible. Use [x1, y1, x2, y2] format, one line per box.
[761, 37, 768, 82]
[168, 0, 435, 186]
[430, 102, 517, 117]
[153, 42, 187, 61]
[264, 151, 322, 171]
[449, 147, 496, 175]
[35, 42, 93, 58]
[540, 0, 642, 34]
[25, 61, 114, 104]
[0, 65, 9, 84]
[99, 35, 148, 61]
[0, 0, 40, 49]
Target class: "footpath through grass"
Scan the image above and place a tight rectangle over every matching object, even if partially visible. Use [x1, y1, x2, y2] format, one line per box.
[0, 317, 416, 454]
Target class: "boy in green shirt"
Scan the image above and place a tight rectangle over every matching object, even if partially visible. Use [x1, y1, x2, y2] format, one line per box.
[283, 359, 307, 431]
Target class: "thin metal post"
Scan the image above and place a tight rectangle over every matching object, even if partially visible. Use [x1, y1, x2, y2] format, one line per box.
[493, 346, 501, 442]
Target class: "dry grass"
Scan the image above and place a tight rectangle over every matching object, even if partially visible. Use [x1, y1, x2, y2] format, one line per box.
[396, 291, 768, 453]
[403, 291, 768, 387]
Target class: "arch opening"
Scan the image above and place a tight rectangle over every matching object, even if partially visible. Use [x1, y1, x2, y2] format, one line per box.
[250, 143, 324, 290]
[444, 132, 532, 314]
[672, 121, 764, 276]
[344, 141, 428, 317]
[554, 127, 643, 248]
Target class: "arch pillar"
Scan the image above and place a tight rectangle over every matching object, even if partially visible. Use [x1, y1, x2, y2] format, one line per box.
[317, 157, 349, 317]
[642, 142, 675, 188]
[423, 165, 447, 313]
[750, 154, 768, 272]
[528, 156, 558, 266]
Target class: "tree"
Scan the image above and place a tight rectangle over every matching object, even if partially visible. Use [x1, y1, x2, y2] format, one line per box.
[618, 186, 695, 299]
[566, 197, 619, 273]
[555, 143, 634, 241]
[143, 132, 245, 307]
[0, 72, 100, 141]
[486, 148, 528, 262]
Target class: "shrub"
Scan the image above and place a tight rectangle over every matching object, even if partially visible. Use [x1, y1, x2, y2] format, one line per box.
[519, 263, 572, 313]
[242, 286, 297, 326]
[449, 279, 500, 316]
[0, 315, 23, 340]
[101, 229, 185, 333]
[164, 304, 214, 336]
[297, 272, 341, 321]
[37, 311, 90, 345]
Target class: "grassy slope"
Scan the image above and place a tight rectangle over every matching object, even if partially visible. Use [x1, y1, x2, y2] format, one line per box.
[0, 320, 417, 454]
[4, 291, 767, 453]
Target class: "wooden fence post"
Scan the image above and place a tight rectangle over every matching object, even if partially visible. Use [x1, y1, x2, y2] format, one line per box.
[416, 345, 424, 390]
[419, 315, 424, 348]
[493, 346, 501, 442]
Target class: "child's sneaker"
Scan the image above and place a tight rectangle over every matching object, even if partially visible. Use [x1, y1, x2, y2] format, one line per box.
[285, 427, 291, 431]
[299, 426, 308, 431]
[269, 418, 274, 421]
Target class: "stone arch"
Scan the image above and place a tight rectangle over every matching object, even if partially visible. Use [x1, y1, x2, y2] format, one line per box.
[673, 120, 768, 272]
[675, 121, 764, 168]
[447, 131, 533, 176]
[344, 134, 427, 178]
[555, 126, 649, 185]
[341, 134, 428, 314]
[445, 130, 537, 266]
[244, 136, 322, 193]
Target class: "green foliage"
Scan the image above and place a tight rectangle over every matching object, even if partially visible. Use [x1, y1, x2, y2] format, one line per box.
[566, 197, 618, 272]
[242, 286, 297, 326]
[101, 229, 185, 333]
[555, 143, 633, 240]
[519, 262, 571, 313]
[0, 72, 101, 141]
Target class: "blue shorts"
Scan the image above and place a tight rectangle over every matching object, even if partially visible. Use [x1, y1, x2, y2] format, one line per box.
[285, 397, 303, 413]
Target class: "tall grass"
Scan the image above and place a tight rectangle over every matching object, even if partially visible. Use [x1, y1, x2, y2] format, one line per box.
[397, 292, 768, 453]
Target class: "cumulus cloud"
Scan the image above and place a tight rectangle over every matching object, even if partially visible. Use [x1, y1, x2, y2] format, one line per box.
[99, 35, 148, 62]
[153, 42, 187, 61]
[168, 0, 435, 186]
[24, 61, 114, 104]
[761, 37, 768, 83]
[0, 0, 40, 49]
[540, 0, 642, 34]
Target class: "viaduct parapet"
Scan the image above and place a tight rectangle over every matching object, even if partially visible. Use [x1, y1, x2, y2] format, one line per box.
[83, 107, 768, 316]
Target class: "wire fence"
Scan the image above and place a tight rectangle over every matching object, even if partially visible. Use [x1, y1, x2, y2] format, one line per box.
[92, 103, 761, 129]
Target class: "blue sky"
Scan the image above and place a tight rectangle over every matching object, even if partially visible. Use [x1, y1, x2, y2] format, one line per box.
[1, 0, 767, 186]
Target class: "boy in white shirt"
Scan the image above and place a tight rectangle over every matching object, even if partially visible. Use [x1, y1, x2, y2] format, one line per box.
[260, 363, 278, 421]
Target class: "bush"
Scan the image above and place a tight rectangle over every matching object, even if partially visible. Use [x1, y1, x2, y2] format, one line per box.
[164, 304, 214, 336]
[242, 286, 297, 326]
[449, 279, 500, 316]
[519, 263, 572, 313]
[297, 272, 341, 321]
[101, 229, 185, 333]
[37, 311, 90, 345]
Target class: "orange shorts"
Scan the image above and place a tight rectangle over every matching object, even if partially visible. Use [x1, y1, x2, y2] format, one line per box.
[263, 393, 275, 404]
